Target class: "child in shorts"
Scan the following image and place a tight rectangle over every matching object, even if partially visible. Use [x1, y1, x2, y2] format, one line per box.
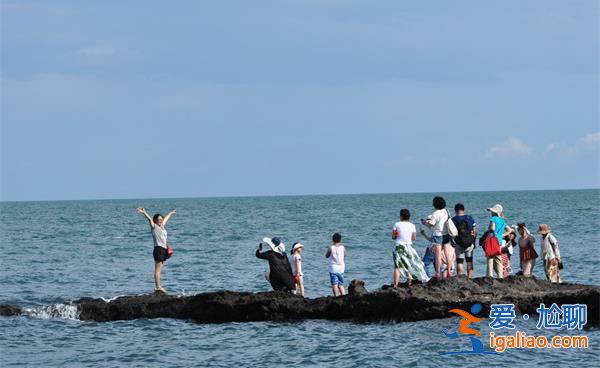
[325, 233, 346, 296]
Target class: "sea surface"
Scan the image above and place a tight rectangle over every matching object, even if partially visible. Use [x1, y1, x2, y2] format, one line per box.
[1, 190, 599, 367]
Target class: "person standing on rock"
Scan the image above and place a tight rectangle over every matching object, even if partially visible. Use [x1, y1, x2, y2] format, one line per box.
[451, 203, 477, 278]
[290, 242, 305, 297]
[538, 224, 562, 283]
[421, 196, 455, 280]
[392, 209, 429, 287]
[485, 204, 511, 278]
[517, 223, 538, 277]
[326, 233, 346, 296]
[137, 207, 176, 294]
[256, 237, 295, 292]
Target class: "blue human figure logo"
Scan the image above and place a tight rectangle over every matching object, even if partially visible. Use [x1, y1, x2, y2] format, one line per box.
[439, 303, 502, 356]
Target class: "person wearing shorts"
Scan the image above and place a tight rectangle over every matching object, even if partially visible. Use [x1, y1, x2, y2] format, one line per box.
[137, 207, 176, 293]
[421, 197, 455, 280]
[326, 233, 346, 296]
[451, 203, 477, 278]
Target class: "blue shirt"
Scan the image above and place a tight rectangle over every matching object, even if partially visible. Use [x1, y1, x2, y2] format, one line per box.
[452, 214, 476, 230]
[489, 216, 506, 241]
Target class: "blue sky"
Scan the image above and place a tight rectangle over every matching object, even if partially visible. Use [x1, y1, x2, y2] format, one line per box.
[1, 0, 598, 201]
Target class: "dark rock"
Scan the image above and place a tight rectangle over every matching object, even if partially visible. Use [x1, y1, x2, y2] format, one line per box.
[348, 279, 367, 296]
[0, 304, 21, 317]
[3, 276, 599, 327]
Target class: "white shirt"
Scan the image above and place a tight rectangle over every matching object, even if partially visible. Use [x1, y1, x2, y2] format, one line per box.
[328, 244, 345, 274]
[541, 234, 560, 261]
[393, 221, 416, 246]
[428, 209, 449, 236]
[290, 253, 303, 276]
[152, 226, 167, 249]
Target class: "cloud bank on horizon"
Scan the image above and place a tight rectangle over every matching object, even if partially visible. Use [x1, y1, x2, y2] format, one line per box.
[1, 0, 598, 201]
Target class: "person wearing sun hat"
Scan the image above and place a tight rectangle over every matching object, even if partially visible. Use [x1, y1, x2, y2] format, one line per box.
[290, 242, 305, 297]
[538, 224, 562, 283]
[485, 204, 511, 278]
[256, 237, 295, 292]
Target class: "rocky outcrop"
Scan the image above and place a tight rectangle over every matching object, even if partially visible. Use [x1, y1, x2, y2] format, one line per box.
[2, 276, 598, 327]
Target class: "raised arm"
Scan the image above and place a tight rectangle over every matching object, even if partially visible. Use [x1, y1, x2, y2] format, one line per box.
[137, 207, 155, 229]
[163, 209, 176, 225]
[256, 243, 269, 259]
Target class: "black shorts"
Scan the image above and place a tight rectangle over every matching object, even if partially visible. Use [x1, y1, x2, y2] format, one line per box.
[153, 246, 167, 262]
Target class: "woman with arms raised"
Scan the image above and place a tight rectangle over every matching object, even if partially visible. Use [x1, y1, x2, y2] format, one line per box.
[137, 207, 176, 293]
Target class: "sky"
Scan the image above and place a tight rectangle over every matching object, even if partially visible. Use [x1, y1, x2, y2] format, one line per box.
[1, 0, 599, 201]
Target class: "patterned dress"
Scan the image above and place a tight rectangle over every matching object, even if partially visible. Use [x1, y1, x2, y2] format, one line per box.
[393, 243, 430, 282]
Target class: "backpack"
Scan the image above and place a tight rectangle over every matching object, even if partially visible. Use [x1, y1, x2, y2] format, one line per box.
[484, 235, 502, 257]
[454, 216, 475, 247]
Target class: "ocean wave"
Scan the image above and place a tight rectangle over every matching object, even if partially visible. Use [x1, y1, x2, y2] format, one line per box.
[22, 303, 80, 320]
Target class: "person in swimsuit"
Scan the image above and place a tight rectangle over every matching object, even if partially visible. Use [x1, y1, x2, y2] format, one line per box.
[137, 207, 176, 293]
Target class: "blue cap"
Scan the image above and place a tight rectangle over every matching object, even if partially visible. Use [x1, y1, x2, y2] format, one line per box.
[271, 237, 281, 246]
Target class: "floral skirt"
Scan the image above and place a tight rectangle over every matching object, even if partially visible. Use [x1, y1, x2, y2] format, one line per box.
[393, 243, 430, 282]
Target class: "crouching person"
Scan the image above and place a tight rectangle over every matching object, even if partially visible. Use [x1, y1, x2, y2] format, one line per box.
[256, 237, 295, 292]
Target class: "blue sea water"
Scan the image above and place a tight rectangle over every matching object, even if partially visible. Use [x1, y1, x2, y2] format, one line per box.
[1, 190, 599, 367]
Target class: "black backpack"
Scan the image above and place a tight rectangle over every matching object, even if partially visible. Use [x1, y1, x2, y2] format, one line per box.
[454, 216, 475, 247]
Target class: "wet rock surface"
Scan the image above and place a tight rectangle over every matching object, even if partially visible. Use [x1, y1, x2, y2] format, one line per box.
[2, 276, 598, 327]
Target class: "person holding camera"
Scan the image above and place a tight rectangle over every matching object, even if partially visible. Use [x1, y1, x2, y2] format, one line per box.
[256, 237, 295, 292]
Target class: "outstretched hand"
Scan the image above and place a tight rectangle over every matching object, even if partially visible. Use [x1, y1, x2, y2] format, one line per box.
[137, 207, 147, 214]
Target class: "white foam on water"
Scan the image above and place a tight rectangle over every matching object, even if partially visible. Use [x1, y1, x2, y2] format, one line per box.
[100, 295, 127, 303]
[23, 303, 80, 320]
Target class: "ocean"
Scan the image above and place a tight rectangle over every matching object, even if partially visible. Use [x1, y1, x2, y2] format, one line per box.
[1, 189, 598, 367]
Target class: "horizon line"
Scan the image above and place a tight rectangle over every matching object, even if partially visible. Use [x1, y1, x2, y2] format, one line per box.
[1, 186, 598, 204]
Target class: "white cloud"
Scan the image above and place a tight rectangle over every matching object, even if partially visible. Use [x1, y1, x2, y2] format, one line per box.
[484, 137, 532, 159]
[76, 46, 115, 58]
[545, 132, 600, 156]
[580, 132, 600, 148]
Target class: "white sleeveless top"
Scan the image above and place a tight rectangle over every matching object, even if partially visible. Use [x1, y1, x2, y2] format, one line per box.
[328, 244, 345, 274]
[152, 226, 167, 249]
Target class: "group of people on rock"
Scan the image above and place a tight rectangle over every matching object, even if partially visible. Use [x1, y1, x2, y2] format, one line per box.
[397, 196, 563, 287]
[137, 195, 563, 296]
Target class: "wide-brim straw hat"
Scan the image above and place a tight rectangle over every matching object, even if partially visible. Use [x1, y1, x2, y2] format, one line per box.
[537, 224, 551, 235]
[487, 204, 504, 215]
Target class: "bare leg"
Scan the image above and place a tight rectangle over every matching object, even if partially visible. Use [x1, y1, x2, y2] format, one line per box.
[393, 268, 400, 287]
[456, 260, 464, 276]
[299, 281, 305, 297]
[154, 261, 164, 290]
[338, 285, 345, 296]
[432, 245, 442, 276]
[467, 262, 474, 278]
[443, 243, 455, 277]
[332, 285, 338, 296]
